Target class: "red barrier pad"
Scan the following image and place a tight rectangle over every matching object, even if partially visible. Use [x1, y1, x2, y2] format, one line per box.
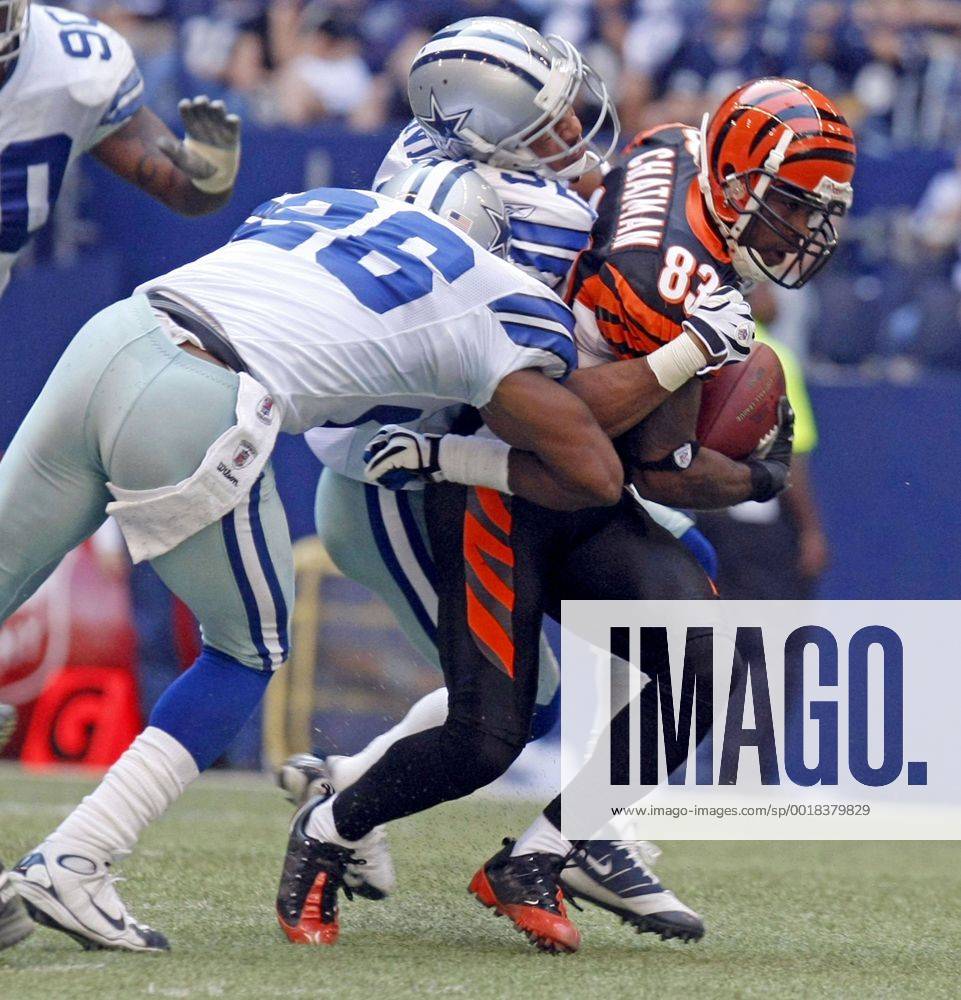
[21, 666, 141, 770]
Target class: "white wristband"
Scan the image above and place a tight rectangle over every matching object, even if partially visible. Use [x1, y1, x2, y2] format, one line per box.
[184, 137, 240, 194]
[438, 435, 512, 494]
[646, 333, 707, 391]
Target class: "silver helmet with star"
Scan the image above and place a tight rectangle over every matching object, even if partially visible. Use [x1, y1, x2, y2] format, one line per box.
[377, 158, 512, 260]
[407, 16, 619, 180]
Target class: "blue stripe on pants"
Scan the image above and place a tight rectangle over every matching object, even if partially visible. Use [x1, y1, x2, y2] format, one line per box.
[247, 476, 289, 661]
[222, 498, 272, 671]
[364, 484, 438, 644]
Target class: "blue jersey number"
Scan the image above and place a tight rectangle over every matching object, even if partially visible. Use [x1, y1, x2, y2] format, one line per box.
[231, 189, 475, 314]
[0, 135, 72, 254]
[45, 8, 112, 60]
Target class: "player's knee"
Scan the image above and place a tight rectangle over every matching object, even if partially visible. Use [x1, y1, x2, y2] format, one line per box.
[657, 542, 718, 599]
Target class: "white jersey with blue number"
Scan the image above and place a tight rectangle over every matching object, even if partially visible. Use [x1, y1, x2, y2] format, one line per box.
[138, 188, 578, 457]
[374, 120, 596, 292]
[301, 122, 595, 481]
[0, 6, 143, 297]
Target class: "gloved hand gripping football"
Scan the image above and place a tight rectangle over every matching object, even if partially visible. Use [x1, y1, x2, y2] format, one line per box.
[745, 396, 795, 501]
[683, 285, 756, 372]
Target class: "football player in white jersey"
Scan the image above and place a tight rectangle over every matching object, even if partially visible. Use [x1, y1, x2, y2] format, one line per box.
[0, 0, 242, 299]
[1, 169, 743, 951]
[0, 1, 242, 946]
[289, 16, 714, 945]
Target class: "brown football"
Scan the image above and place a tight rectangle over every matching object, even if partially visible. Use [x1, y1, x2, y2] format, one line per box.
[696, 342, 786, 460]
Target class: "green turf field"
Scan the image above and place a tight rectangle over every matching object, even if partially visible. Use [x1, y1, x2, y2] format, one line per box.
[1, 766, 959, 1000]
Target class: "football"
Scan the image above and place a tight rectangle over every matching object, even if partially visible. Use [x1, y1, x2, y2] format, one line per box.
[696, 342, 786, 460]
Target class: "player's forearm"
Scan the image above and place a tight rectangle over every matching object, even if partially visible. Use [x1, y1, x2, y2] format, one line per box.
[564, 358, 671, 438]
[507, 449, 622, 511]
[629, 448, 756, 509]
[480, 370, 624, 509]
[129, 151, 231, 216]
[92, 106, 236, 217]
[565, 330, 719, 439]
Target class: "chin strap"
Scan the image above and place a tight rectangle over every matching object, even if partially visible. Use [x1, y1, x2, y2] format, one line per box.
[699, 115, 797, 283]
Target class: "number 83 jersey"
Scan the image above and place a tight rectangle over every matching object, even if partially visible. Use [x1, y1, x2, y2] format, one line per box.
[0, 6, 143, 296]
[139, 187, 578, 439]
[569, 124, 742, 365]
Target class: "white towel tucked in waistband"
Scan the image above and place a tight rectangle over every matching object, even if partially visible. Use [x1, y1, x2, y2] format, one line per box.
[106, 373, 281, 563]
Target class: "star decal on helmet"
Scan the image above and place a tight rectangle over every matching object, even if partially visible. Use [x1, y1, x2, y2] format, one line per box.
[483, 203, 512, 259]
[423, 91, 473, 149]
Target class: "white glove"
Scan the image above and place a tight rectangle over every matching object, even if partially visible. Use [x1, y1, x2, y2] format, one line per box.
[158, 96, 241, 194]
[682, 284, 755, 372]
[364, 425, 444, 490]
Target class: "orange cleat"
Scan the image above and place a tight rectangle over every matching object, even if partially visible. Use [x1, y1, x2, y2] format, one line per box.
[275, 798, 356, 945]
[469, 839, 581, 954]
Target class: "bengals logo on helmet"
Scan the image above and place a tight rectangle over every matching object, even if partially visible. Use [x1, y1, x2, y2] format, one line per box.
[698, 78, 856, 288]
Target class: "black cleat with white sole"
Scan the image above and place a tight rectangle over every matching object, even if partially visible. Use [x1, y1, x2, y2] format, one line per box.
[561, 841, 705, 942]
[277, 752, 395, 900]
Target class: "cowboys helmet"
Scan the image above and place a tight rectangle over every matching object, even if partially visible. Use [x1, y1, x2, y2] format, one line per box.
[698, 78, 856, 288]
[0, 0, 28, 67]
[408, 17, 619, 180]
[377, 159, 511, 260]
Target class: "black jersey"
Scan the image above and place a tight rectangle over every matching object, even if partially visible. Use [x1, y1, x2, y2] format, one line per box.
[570, 124, 742, 360]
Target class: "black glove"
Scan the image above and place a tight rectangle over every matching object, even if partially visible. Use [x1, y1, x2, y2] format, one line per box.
[745, 396, 794, 502]
[363, 425, 443, 489]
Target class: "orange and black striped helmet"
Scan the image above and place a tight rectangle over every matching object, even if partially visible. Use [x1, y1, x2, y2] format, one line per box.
[698, 78, 856, 288]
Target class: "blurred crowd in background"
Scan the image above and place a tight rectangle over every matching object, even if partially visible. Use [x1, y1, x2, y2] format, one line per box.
[37, 0, 961, 369]
[66, 0, 961, 144]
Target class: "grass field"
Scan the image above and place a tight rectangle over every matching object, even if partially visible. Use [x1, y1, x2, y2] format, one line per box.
[1, 766, 959, 1000]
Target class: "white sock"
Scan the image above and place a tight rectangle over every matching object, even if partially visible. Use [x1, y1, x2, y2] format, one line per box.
[512, 812, 573, 859]
[329, 687, 449, 790]
[47, 726, 199, 863]
[304, 794, 370, 848]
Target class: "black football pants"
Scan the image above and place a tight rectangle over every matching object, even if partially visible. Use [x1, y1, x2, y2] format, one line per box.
[332, 487, 716, 841]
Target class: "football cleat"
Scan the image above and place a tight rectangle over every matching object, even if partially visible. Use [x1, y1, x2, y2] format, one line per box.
[561, 840, 705, 942]
[277, 752, 395, 900]
[10, 844, 169, 952]
[276, 797, 358, 945]
[0, 861, 34, 950]
[469, 839, 580, 954]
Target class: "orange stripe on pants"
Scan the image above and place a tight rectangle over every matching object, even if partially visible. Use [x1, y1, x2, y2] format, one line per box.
[466, 582, 515, 678]
[463, 511, 515, 611]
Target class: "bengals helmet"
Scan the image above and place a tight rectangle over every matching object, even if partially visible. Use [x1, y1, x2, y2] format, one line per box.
[698, 78, 856, 288]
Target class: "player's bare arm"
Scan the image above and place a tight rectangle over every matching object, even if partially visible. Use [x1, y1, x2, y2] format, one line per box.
[92, 99, 240, 217]
[624, 380, 794, 508]
[563, 357, 671, 437]
[481, 369, 624, 510]
[363, 297, 751, 508]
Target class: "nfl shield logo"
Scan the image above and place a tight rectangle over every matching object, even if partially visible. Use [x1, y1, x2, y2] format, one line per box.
[233, 440, 257, 469]
[256, 395, 275, 424]
[673, 443, 694, 469]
